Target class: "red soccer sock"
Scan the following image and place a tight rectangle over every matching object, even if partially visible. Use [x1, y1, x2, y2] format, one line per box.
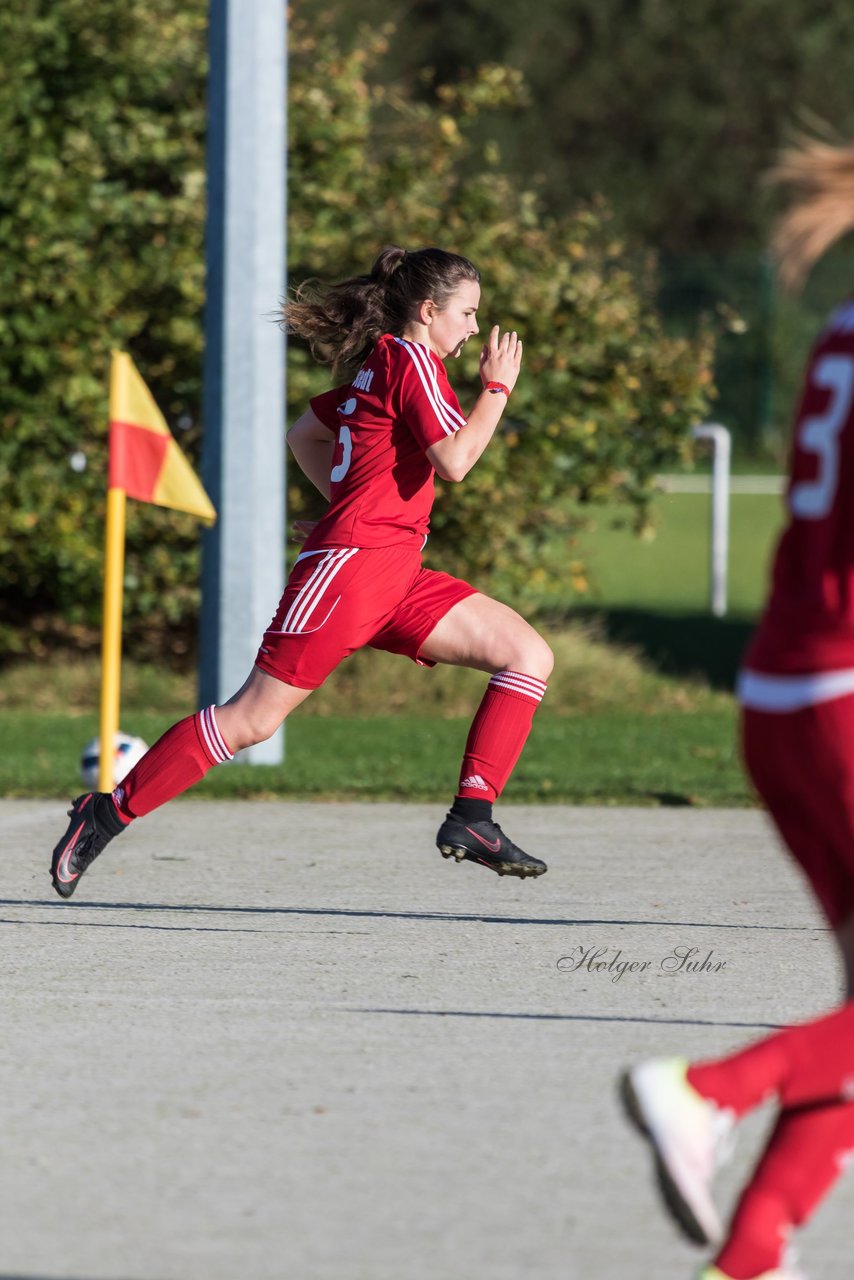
[714, 1099, 854, 1278]
[687, 998, 854, 1115]
[111, 706, 234, 820]
[687, 1039, 790, 1118]
[456, 670, 548, 803]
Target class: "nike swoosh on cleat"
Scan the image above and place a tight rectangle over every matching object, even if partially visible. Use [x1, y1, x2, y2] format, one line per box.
[465, 827, 502, 853]
[56, 823, 86, 882]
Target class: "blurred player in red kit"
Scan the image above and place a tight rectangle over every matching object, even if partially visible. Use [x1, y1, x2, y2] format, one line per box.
[49, 246, 553, 897]
[622, 138, 854, 1280]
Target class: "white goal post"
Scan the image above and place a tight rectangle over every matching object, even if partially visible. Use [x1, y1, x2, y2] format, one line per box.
[691, 423, 731, 618]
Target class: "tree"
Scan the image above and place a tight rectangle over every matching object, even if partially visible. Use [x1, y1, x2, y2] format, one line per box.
[286, 12, 715, 599]
[0, 0, 208, 659]
[337, 0, 854, 449]
[0, 2, 714, 660]
[346, 0, 854, 253]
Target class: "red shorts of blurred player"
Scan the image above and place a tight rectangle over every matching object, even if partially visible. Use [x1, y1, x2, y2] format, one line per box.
[254, 541, 477, 691]
[743, 695, 854, 929]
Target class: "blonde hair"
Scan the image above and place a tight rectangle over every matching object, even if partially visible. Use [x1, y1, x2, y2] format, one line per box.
[766, 135, 854, 293]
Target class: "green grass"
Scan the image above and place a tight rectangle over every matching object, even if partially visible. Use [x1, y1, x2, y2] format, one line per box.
[0, 489, 781, 805]
[684, 457, 784, 476]
[0, 706, 749, 806]
[0, 621, 746, 805]
[568, 491, 784, 616]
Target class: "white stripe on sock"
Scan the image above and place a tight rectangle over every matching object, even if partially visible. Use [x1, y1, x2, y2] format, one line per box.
[199, 705, 231, 764]
[205, 705, 233, 761]
[488, 671, 548, 703]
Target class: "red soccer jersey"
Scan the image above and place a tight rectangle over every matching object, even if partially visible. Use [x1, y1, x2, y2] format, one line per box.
[301, 333, 466, 551]
[747, 300, 854, 673]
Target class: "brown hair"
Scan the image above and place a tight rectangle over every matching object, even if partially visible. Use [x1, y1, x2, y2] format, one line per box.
[766, 135, 854, 293]
[282, 245, 480, 377]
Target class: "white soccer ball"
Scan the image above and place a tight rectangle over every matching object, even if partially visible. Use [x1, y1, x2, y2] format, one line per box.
[80, 732, 149, 789]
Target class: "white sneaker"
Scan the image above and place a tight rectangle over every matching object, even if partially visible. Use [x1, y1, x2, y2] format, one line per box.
[697, 1260, 806, 1280]
[621, 1057, 735, 1244]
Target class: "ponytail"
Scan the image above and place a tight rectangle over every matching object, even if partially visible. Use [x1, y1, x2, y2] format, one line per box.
[766, 135, 854, 293]
[370, 244, 408, 284]
[282, 245, 480, 377]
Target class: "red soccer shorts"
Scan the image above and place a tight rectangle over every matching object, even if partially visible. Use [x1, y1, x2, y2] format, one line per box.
[742, 696, 854, 929]
[254, 541, 477, 690]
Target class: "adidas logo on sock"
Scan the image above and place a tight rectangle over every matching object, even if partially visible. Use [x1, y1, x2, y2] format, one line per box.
[460, 774, 489, 791]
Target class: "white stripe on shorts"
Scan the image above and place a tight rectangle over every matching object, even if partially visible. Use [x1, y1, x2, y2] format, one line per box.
[488, 670, 548, 703]
[281, 547, 359, 635]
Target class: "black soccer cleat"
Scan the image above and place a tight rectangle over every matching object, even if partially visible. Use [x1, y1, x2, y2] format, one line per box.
[50, 793, 120, 900]
[435, 816, 547, 878]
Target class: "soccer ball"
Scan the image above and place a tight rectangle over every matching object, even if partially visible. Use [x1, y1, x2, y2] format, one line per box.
[80, 732, 149, 789]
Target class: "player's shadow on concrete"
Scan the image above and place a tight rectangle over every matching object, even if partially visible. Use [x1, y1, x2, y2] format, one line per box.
[355, 1007, 783, 1031]
[567, 606, 755, 691]
[0, 899, 822, 935]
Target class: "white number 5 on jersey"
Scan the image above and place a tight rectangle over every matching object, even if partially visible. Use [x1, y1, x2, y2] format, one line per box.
[330, 396, 357, 483]
[790, 353, 854, 520]
[330, 425, 352, 483]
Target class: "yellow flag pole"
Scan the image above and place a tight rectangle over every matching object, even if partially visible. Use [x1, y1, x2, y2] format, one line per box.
[98, 486, 127, 793]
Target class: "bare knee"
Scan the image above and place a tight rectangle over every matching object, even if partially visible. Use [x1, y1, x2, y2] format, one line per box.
[535, 636, 555, 681]
[216, 667, 313, 753]
[503, 630, 554, 682]
[219, 705, 283, 753]
[240, 711, 282, 750]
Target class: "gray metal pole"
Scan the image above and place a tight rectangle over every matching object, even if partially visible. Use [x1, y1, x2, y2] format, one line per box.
[200, 0, 287, 764]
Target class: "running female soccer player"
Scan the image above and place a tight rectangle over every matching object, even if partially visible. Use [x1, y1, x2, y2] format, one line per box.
[50, 245, 553, 898]
[622, 138, 854, 1280]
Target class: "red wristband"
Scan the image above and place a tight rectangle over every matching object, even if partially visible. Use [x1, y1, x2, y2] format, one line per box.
[485, 381, 511, 397]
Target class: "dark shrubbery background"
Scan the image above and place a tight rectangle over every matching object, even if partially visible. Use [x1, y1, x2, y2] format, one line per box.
[3, 1, 852, 662]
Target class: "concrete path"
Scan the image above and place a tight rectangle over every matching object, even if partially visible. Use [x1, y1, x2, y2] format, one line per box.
[0, 800, 848, 1280]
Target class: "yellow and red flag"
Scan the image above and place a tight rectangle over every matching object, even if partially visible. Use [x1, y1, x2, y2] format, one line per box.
[108, 351, 215, 521]
[98, 353, 216, 790]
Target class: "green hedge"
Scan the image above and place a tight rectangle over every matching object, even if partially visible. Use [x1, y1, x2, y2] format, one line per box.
[1, 4, 714, 662]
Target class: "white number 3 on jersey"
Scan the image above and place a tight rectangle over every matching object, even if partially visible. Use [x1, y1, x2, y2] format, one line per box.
[790, 353, 854, 520]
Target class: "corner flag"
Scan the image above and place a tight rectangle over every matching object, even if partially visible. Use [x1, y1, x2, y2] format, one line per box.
[109, 351, 216, 521]
[99, 353, 216, 790]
